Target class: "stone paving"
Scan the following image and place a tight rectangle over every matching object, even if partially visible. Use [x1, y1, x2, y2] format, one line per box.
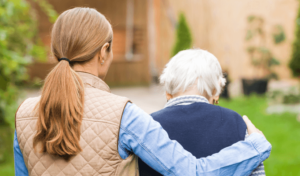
[266, 104, 300, 114]
[24, 85, 167, 114]
[111, 85, 166, 114]
[24, 80, 300, 116]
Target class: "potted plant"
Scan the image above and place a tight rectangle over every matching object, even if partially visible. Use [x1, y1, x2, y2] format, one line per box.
[242, 16, 283, 95]
[220, 71, 230, 99]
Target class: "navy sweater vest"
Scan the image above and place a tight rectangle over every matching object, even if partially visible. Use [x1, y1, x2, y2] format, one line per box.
[138, 102, 247, 176]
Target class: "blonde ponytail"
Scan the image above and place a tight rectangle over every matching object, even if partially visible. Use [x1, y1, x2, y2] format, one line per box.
[33, 7, 112, 159]
[34, 60, 84, 158]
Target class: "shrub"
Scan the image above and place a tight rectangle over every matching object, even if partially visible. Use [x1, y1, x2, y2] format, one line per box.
[290, 3, 300, 78]
[0, 0, 57, 128]
[171, 13, 192, 57]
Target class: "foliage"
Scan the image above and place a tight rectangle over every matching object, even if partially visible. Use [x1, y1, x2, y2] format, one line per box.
[267, 86, 300, 105]
[0, 124, 13, 164]
[290, 3, 300, 78]
[245, 15, 282, 80]
[33, 0, 58, 23]
[272, 25, 286, 44]
[283, 94, 300, 104]
[172, 13, 192, 57]
[219, 95, 300, 175]
[0, 0, 57, 128]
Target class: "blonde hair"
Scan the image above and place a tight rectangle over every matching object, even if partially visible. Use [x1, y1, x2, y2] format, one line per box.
[33, 7, 113, 159]
[160, 49, 226, 98]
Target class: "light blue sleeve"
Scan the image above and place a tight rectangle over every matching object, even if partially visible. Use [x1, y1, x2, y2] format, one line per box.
[246, 130, 266, 176]
[118, 102, 272, 176]
[14, 130, 29, 176]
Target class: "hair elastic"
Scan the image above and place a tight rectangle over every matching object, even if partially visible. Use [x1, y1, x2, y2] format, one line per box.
[58, 58, 71, 64]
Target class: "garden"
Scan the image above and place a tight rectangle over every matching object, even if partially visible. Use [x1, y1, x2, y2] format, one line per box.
[1, 95, 299, 175]
[221, 96, 300, 176]
[0, 0, 300, 175]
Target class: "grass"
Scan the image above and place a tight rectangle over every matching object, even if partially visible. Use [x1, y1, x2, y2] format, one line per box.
[0, 95, 299, 175]
[0, 124, 14, 176]
[0, 161, 14, 176]
[219, 95, 300, 176]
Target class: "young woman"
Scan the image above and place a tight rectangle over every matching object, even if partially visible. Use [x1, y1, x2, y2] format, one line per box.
[14, 7, 271, 176]
[138, 49, 266, 176]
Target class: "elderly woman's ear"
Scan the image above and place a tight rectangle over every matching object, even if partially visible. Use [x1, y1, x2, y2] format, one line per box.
[166, 93, 173, 101]
[212, 96, 219, 105]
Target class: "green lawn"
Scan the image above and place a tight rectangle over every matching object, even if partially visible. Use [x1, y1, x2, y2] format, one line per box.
[0, 161, 14, 176]
[219, 95, 300, 176]
[0, 125, 14, 176]
[1, 95, 299, 175]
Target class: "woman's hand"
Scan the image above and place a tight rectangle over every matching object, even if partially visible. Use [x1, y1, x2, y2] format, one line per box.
[243, 115, 265, 138]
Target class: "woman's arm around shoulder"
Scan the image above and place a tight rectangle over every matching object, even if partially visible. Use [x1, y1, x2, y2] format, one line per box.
[118, 102, 272, 176]
[245, 130, 266, 176]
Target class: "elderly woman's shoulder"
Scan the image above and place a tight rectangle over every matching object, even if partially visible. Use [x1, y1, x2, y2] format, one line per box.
[217, 105, 244, 121]
[217, 106, 247, 136]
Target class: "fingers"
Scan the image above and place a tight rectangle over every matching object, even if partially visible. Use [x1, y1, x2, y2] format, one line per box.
[243, 115, 265, 138]
[257, 130, 265, 138]
[243, 115, 256, 131]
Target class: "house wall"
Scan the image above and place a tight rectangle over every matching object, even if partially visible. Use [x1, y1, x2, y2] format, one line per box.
[156, 0, 299, 81]
[205, 0, 298, 81]
[153, 0, 209, 73]
[29, 0, 150, 86]
[29, 0, 299, 85]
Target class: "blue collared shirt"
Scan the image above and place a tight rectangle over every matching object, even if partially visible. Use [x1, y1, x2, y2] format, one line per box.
[14, 102, 271, 176]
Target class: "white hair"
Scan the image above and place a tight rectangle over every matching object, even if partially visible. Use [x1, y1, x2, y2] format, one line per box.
[160, 49, 226, 97]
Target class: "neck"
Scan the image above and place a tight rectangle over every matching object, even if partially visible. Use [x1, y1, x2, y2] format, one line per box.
[72, 57, 99, 77]
[73, 65, 98, 77]
[171, 87, 215, 104]
[173, 88, 208, 99]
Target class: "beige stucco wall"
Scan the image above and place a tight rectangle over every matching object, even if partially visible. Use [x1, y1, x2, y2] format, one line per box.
[155, 0, 208, 73]
[157, 0, 299, 81]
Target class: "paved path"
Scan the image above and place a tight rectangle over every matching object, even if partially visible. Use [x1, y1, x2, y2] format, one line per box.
[111, 85, 166, 114]
[266, 104, 300, 114]
[25, 85, 166, 114]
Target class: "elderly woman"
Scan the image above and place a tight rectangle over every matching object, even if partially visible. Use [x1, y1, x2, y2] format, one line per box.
[139, 49, 266, 176]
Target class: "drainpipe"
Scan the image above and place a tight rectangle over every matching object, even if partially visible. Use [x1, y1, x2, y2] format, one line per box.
[126, 0, 134, 60]
[147, 0, 158, 83]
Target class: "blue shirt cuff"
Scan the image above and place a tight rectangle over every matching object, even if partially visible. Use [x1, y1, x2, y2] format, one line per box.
[245, 133, 272, 162]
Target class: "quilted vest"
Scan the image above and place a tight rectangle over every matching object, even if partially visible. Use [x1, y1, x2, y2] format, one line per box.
[16, 72, 139, 176]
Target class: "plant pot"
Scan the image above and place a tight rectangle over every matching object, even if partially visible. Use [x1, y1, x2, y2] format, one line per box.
[242, 78, 269, 95]
[220, 73, 230, 99]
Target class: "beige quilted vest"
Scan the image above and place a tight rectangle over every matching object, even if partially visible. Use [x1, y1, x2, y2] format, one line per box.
[16, 72, 139, 176]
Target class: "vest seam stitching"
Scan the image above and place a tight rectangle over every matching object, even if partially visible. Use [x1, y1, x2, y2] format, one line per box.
[81, 119, 119, 126]
[16, 117, 38, 121]
[17, 118, 121, 126]
[116, 100, 131, 161]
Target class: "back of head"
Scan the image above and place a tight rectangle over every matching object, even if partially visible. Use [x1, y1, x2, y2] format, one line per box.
[160, 49, 226, 98]
[33, 7, 112, 159]
[51, 7, 112, 61]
